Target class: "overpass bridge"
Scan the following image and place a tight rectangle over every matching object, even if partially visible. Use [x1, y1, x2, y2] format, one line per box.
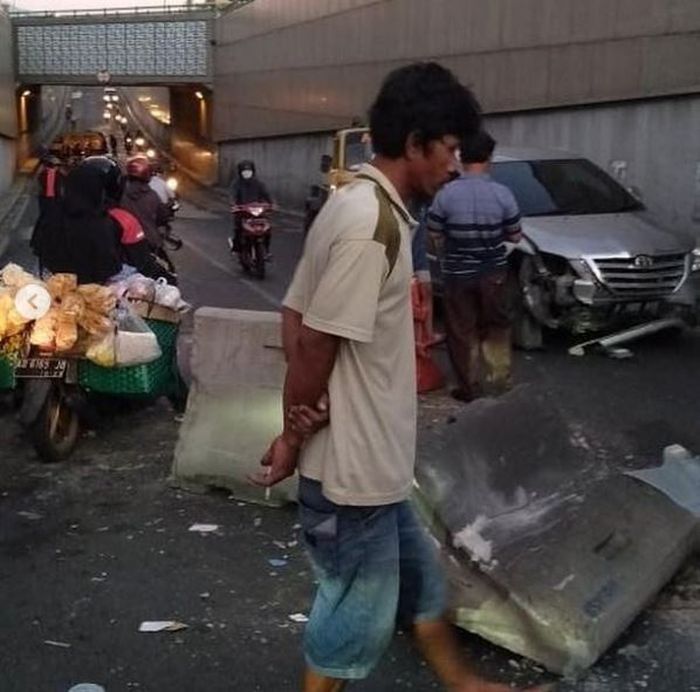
[11, 2, 249, 86]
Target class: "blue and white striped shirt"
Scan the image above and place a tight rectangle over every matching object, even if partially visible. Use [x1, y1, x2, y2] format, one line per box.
[427, 173, 521, 278]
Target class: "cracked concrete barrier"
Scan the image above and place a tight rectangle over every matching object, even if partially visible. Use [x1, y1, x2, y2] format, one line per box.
[171, 307, 295, 505]
[414, 384, 698, 675]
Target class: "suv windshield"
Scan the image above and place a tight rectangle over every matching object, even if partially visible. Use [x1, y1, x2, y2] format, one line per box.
[344, 131, 373, 171]
[490, 158, 644, 216]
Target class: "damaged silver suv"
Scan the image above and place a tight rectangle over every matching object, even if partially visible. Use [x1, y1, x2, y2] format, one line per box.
[479, 148, 698, 348]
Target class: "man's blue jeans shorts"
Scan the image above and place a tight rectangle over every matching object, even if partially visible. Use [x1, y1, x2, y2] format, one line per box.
[298, 476, 446, 680]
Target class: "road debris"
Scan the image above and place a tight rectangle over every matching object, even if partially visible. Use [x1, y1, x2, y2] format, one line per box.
[138, 621, 188, 633]
[43, 639, 71, 648]
[17, 510, 42, 521]
[68, 685, 106, 692]
[288, 613, 309, 624]
[188, 523, 219, 534]
[268, 558, 288, 568]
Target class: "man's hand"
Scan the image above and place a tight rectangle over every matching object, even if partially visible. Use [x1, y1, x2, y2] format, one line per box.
[287, 392, 330, 437]
[249, 433, 302, 487]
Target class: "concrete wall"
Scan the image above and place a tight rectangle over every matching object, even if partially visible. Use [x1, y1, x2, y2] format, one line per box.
[0, 7, 17, 193]
[219, 132, 330, 206]
[214, 0, 700, 141]
[489, 95, 700, 239]
[221, 94, 700, 239]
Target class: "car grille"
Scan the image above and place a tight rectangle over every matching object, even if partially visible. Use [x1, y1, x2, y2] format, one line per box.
[591, 253, 688, 298]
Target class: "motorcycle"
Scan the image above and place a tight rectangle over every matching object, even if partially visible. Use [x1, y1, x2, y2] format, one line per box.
[231, 202, 272, 280]
[3, 316, 187, 463]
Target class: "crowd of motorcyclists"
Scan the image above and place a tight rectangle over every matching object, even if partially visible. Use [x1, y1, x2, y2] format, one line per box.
[32, 148, 179, 287]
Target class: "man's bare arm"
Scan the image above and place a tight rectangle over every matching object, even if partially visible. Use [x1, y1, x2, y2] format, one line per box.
[250, 311, 339, 487]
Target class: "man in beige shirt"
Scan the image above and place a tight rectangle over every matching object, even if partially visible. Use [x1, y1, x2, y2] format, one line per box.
[253, 63, 524, 692]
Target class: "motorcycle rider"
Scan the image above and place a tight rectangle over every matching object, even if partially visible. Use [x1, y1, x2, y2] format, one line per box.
[229, 160, 273, 256]
[85, 156, 177, 284]
[149, 160, 176, 207]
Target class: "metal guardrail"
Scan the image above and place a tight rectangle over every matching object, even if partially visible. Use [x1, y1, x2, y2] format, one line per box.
[9, 1, 253, 20]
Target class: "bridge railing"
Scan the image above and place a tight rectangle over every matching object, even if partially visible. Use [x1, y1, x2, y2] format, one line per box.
[10, 1, 253, 21]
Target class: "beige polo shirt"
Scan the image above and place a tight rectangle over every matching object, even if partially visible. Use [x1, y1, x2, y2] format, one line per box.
[284, 164, 417, 506]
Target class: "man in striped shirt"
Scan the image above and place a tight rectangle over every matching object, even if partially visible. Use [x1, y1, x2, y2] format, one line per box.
[428, 131, 522, 402]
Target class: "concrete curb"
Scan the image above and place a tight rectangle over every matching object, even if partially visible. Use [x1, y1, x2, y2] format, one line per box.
[0, 174, 36, 261]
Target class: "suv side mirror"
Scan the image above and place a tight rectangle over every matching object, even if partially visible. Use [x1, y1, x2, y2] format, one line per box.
[320, 154, 332, 174]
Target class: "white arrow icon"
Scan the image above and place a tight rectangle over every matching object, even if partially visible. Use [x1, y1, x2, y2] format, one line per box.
[14, 284, 52, 320]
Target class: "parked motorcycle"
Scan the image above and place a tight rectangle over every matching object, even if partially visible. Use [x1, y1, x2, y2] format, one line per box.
[231, 202, 272, 280]
[4, 317, 187, 463]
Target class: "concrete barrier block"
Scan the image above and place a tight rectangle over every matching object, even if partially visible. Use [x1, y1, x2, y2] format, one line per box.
[415, 384, 698, 674]
[171, 307, 296, 505]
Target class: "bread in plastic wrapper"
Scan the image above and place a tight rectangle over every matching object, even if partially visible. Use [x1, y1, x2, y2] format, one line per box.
[5, 306, 31, 338]
[29, 308, 58, 350]
[86, 331, 116, 368]
[0, 291, 13, 339]
[78, 308, 114, 337]
[46, 273, 78, 301]
[55, 315, 78, 352]
[1, 263, 35, 289]
[77, 284, 117, 314]
[59, 292, 86, 320]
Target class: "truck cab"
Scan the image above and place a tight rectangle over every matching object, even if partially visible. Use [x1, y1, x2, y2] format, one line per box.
[304, 127, 372, 231]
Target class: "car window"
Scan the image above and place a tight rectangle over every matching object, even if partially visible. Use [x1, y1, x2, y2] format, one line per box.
[491, 159, 644, 216]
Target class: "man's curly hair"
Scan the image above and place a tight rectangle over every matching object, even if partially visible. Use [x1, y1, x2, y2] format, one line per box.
[369, 62, 481, 158]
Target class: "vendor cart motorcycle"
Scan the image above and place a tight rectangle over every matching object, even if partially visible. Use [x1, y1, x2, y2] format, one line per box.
[231, 202, 272, 280]
[8, 317, 188, 463]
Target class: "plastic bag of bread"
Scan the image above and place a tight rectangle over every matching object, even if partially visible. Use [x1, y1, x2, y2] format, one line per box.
[5, 305, 31, 338]
[78, 308, 114, 336]
[46, 273, 78, 301]
[77, 284, 117, 315]
[85, 331, 116, 368]
[55, 315, 78, 352]
[1, 263, 35, 289]
[0, 291, 13, 339]
[60, 292, 86, 320]
[30, 309, 58, 350]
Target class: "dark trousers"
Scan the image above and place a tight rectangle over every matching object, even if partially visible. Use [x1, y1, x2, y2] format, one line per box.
[443, 270, 512, 398]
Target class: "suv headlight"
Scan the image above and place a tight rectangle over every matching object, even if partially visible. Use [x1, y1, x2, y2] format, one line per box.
[692, 248, 700, 273]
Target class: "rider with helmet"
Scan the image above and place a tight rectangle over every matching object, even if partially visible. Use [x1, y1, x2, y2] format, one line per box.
[120, 155, 171, 252]
[229, 160, 273, 255]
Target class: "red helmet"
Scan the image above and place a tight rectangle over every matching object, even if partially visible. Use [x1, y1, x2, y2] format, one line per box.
[126, 155, 151, 181]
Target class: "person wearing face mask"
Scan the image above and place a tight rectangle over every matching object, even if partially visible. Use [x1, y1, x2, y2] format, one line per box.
[228, 160, 273, 256]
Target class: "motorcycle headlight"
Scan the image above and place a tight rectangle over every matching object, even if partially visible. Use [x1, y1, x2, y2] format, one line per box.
[146, 148, 156, 159]
[135, 137, 145, 147]
[166, 177, 178, 192]
[692, 248, 700, 273]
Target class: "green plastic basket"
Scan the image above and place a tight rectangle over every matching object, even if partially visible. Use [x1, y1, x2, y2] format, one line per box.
[0, 354, 14, 390]
[78, 319, 180, 397]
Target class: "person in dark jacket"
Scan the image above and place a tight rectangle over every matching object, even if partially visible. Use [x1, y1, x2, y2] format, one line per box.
[229, 160, 273, 254]
[120, 155, 170, 251]
[82, 156, 177, 284]
[34, 162, 121, 284]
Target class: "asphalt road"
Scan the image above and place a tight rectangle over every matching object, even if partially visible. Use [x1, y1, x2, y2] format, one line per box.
[1, 94, 699, 691]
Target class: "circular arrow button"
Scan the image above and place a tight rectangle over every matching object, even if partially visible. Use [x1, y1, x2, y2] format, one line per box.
[14, 284, 52, 320]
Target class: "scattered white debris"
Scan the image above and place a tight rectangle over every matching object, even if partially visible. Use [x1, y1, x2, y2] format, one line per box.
[453, 516, 494, 566]
[253, 517, 263, 528]
[188, 523, 219, 534]
[553, 574, 576, 591]
[288, 613, 309, 624]
[44, 639, 71, 648]
[17, 510, 42, 521]
[138, 621, 188, 633]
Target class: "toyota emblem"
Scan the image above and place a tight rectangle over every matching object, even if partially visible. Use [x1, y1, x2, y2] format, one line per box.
[633, 255, 654, 268]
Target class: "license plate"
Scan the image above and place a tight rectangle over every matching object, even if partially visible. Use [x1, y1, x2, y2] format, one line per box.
[14, 357, 68, 379]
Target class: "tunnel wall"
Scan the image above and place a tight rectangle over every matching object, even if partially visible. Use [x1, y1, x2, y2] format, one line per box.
[0, 7, 17, 193]
[212, 0, 700, 229]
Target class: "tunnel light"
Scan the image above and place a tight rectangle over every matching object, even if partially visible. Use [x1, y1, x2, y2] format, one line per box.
[166, 177, 179, 192]
[138, 96, 152, 103]
[135, 137, 146, 147]
[103, 94, 110, 103]
[111, 95, 119, 102]
[195, 91, 204, 100]
[146, 148, 156, 159]
[21, 90, 31, 97]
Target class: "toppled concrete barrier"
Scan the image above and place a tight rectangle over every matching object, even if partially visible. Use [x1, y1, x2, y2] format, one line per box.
[171, 308, 295, 505]
[414, 385, 698, 675]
